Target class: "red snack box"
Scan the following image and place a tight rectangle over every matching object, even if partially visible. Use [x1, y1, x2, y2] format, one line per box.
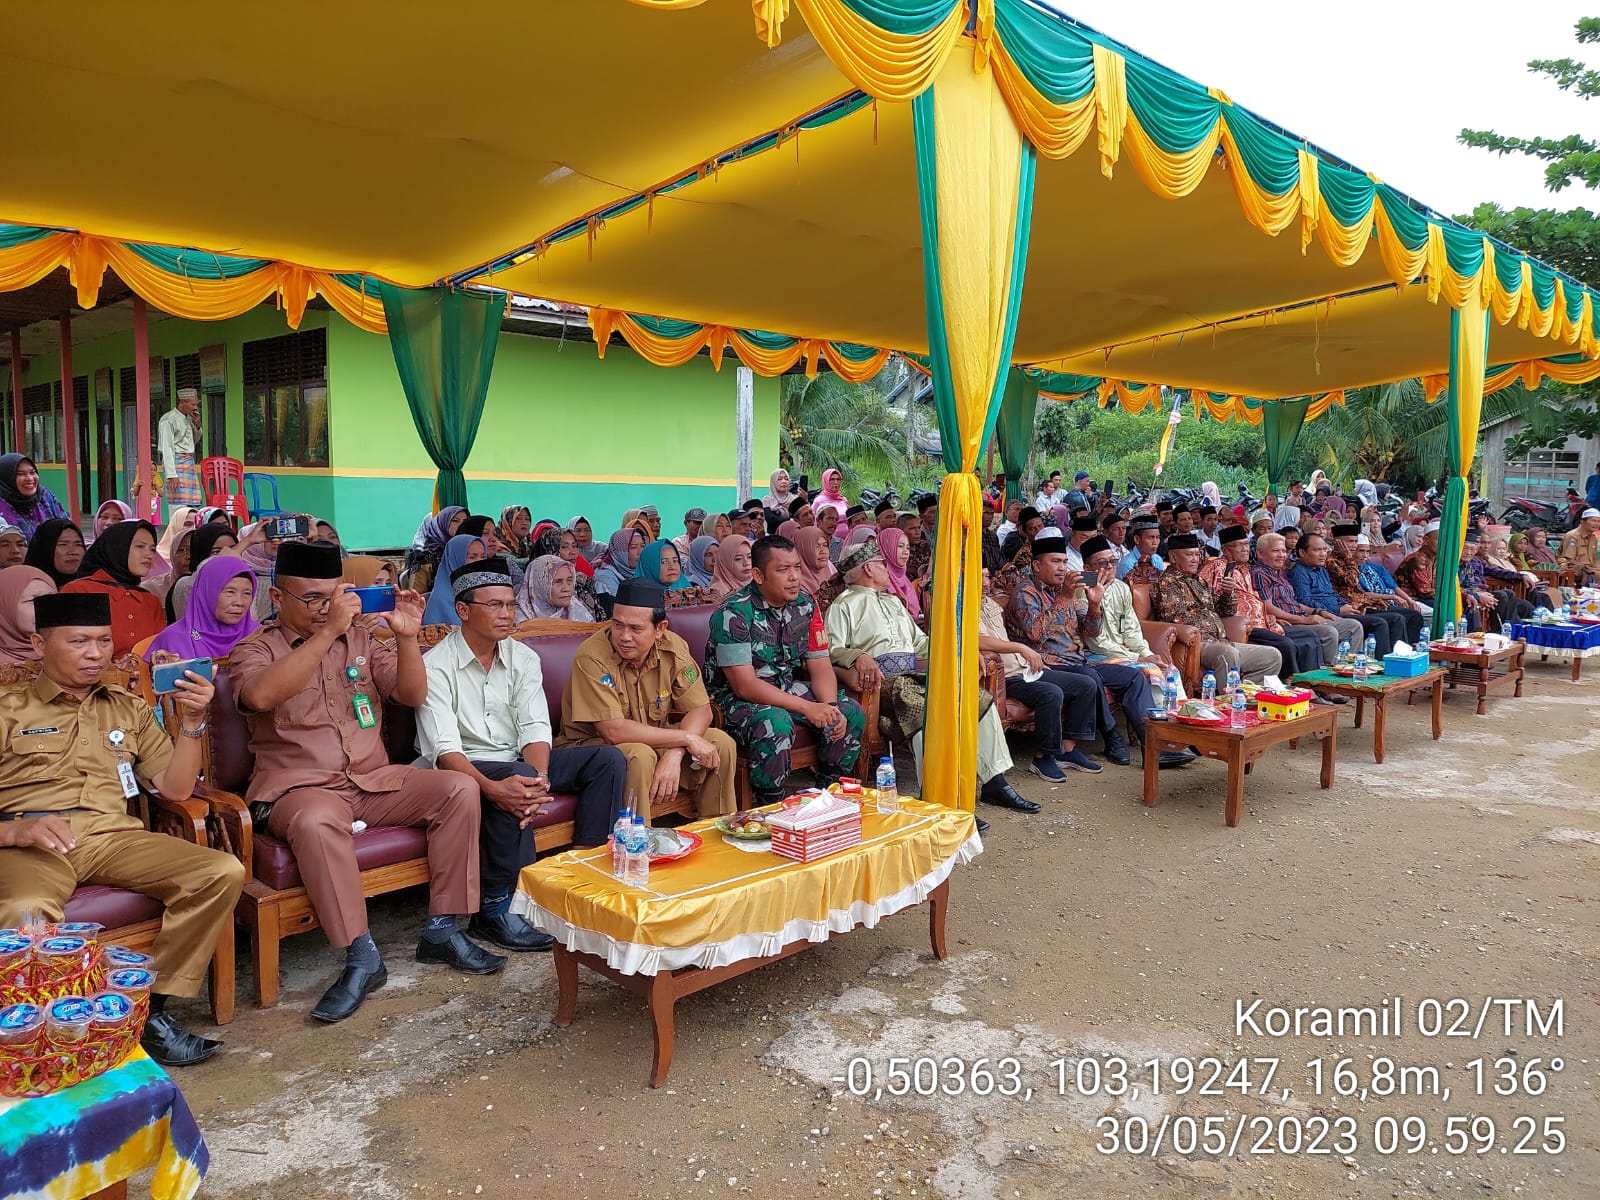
[769, 794, 863, 863]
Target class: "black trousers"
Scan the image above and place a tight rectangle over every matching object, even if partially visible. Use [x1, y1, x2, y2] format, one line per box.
[1004, 668, 1103, 755]
[1248, 627, 1322, 675]
[1083, 660, 1155, 741]
[474, 746, 627, 897]
[1351, 610, 1405, 657]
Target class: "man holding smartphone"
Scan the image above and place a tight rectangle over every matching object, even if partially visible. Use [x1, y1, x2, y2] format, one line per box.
[0, 592, 243, 1066]
[229, 542, 500, 1024]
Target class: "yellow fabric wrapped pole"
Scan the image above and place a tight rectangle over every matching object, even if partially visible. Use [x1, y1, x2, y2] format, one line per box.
[1432, 295, 1489, 636]
[918, 50, 1034, 814]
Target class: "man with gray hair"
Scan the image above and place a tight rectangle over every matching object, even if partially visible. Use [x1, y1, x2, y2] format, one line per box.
[158, 386, 205, 509]
[826, 540, 1034, 813]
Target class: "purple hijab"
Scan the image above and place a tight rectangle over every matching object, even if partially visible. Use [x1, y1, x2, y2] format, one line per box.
[143, 555, 259, 661]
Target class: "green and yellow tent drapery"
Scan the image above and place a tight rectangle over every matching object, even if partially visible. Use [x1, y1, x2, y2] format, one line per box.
[588, 309, 892, 382]
[994, 368, 1041, 503]
[1432, 300, 1489, 639]
[914, 53, 1035, 814]
[0, 223, 387, 333]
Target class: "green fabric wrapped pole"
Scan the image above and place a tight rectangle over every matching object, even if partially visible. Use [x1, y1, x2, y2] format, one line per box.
[1262, 396, 1313, 494]
[379, 283, 504, 511]
[994, 368, 1041, 503]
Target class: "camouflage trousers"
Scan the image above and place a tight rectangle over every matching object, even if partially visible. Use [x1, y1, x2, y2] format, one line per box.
[719, 683, 865, 804]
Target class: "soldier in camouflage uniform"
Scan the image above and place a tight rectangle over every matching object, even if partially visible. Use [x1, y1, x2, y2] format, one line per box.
[702, 536, 865, 804]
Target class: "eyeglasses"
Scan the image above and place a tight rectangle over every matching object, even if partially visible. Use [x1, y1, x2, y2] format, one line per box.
[463, 600, 518, 615]
[280, 589, 335, 613]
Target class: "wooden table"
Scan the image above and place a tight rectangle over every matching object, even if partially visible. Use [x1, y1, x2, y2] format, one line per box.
[553, 880, 949, 1087]
[1142, 708, 1337, 828]
[1429, 641, 1526, 713]
[514, 801, 978, 1087]
[1297, 667, 1448, 763]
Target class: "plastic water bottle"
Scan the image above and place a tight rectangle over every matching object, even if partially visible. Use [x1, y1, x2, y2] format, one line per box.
[1354, 650, 1369, 681]
[624, 814, 651, 887]
[875, 757, 899, 814]
[1200, 671, 1216, 703]
[1163, 666, 1180, 714]
[1364, 634, 1378, 662]
[1443, 620, 1456, 645]
[1225, 666, 1240, 695]
[1560, 601, 1572, 622]
[611, 808, 633, 879]
[1417, 625, 1429, 655]
[1230, 687, 1247, 728]
[1337, 638, 1351, 665]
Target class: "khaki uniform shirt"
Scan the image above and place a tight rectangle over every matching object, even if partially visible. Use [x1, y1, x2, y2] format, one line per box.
[559, 628, 709, 747]
[1559, 527, 1598, 571]
[0, 674, 171, 835]
[226, 619, 404, 805]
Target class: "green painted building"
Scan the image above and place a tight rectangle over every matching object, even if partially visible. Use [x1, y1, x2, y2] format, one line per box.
[4, 304, 780, 548]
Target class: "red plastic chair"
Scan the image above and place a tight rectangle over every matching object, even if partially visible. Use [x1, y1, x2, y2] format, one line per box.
[200, 456, 250, 525]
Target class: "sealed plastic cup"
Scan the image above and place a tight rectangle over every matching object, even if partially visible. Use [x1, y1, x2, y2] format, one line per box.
[45, 996, 95, 1046]
[0, 1002, 44, 1051]
[89, 991, 135, 1033]
[30, 936, 91, 989]
[103, 945, 154, 971]
[105, 967, 157, 1007]
[0, 933, 32, 989]
[54, 922, 104, 939]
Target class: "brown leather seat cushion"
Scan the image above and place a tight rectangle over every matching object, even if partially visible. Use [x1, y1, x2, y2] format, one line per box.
[667, 604, 716, 667]
[64, 885, 163, 930]
[517, 631, 592, 719]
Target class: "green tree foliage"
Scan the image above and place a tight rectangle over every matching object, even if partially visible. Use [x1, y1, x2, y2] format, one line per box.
[1460, 18, 1600, 193]
[778, 370, 906, 494]
[1461, 202, 1600, 283]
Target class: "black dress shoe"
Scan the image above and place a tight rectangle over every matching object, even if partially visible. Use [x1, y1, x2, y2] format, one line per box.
[469, 911, 555, 952]
[978, 780, 1042, 813]
[1102, 726, 1132, 766]
[310, 962, 389, 1023]
[974, 816, 991, 835]
[416, 930, 508, 975]
[1159, 749, 1198, 769]
[140, 1011, 223, 1066]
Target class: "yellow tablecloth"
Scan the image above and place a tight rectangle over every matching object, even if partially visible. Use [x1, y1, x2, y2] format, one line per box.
[512, 800, 980, 976]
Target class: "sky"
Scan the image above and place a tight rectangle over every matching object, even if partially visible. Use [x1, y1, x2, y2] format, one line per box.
[1044, 0, 1596, 217]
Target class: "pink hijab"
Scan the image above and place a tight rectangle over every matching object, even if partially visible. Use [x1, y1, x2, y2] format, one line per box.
[793, 527, 836, 598]
[876, 527, 921, 618]
[810, 468, 848, 519]
[708, 536, 752, 600]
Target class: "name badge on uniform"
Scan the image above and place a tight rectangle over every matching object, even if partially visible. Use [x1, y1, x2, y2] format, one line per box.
[117, 760, 140, 799]
[346, 666, 360, 684]
[353, 692, 376, 729]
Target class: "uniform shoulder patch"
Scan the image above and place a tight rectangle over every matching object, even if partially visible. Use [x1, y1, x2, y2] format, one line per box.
[683, 665, 699, 684]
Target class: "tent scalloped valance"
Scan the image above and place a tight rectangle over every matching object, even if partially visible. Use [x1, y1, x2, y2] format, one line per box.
[0, 223, 387, 333]
[589, 307, 892, 381]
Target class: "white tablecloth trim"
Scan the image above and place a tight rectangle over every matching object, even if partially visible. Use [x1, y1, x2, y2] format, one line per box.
[510, 831, 983, 976]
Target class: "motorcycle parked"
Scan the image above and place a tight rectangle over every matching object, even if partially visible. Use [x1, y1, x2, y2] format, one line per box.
[1500, 496, 1573, 533]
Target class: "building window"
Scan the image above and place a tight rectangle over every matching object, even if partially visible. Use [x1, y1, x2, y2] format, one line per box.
[22, 382, 63, 464]
[242, 329, 328, 467]
[1503, 449, 1581, 504]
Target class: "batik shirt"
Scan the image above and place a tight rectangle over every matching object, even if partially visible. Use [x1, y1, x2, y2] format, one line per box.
[1003, 570, 1102, 667]
[1152, 570, 1235, 643]
[1358, 560, 1400, 595]
[1393, 553, 1436, 600]
[703, 583, 827, 705]
[1200, 557, 1277, 633]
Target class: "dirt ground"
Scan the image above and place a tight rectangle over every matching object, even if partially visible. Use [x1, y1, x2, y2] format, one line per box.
[164, 661, 1596, 1200]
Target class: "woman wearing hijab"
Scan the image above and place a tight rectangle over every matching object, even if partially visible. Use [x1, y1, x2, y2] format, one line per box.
[89, 499, 134, 543]
[24, 519, 86, 588]
[342, 556, 396, 588]
[706, 535, 754, 601]
[0, 566, 56, 664]
[401, 504, 467, 591]
[233, 521, 285, 620]
[0, 453, 69, 539]
[685, 534, 719, 589]
[876, 526, 923, 621]
[167, 522, 239, 621]
[704, 511, 733, 542]
[1271, 504, 1302, 534]
[637, 540, 713, 607]
[776, 519, 800, 543]
[810, 468, 849, 520]
[794, 527, 837, 601]
[143, 555, 260, 663]
[422, 534, 487, 626]
[62, 519, 166, 655]
[143, 526, 194, 606]
[762, 468, 798, 520]
[499, 506, 534, 562]
[517, 555, 593, 623]
[594, 527, 644, 596]
[1200, 481, 1223, 511]
[567, 515, 604, 564]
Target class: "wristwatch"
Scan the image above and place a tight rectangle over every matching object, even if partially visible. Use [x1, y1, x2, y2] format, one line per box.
[179, 722, 208, 740]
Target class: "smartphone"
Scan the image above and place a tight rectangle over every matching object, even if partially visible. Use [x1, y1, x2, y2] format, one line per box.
[152, 657, 215, 694]
[270, 514, 310, 539]
[1104, 478, 1114, 497]
[350, 585, 397, 614]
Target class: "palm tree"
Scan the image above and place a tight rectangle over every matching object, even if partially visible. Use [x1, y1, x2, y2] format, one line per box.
[780, 371, 907, 492]
[1308, 378, 1546, 491]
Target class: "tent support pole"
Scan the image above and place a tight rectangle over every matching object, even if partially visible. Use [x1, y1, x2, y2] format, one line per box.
[133, 297, 154, 522]
[59, 314, 80, 524]
[8, 329, 22, 453]
[736, 366, 753, 504]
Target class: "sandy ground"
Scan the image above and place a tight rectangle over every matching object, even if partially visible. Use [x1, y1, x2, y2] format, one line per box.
[162, 660, 1596, 1199]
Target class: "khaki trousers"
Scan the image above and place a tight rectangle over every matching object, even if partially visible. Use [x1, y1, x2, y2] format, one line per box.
[0, 826, 245, 998]
[1198, 639, 1283, 683]
[617, 728, 738, 819]
[266, 769, 480, 949]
